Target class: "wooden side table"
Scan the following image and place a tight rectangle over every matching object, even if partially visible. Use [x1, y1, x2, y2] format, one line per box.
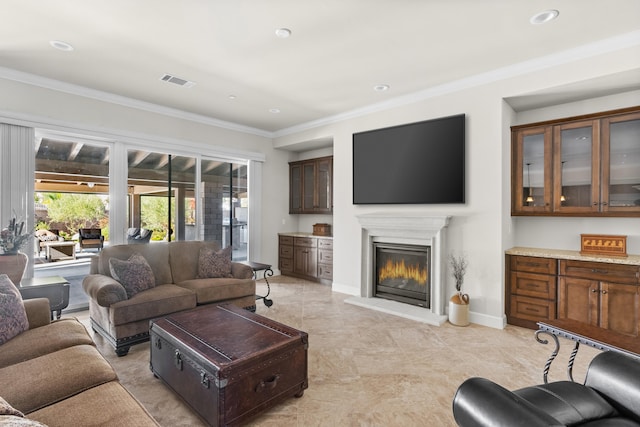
[241, 261, 274, 307]
[20, 276, 70, 319]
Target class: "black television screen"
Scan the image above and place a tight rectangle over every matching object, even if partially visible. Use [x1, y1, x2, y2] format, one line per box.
[353, 114, 465, 205]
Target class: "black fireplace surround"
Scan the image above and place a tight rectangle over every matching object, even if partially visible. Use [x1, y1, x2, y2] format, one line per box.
[373, 243, 430, 308]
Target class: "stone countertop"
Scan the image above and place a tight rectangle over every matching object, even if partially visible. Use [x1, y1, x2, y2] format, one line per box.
[279, 232, 333, 239]
[506, 247, 640, 266]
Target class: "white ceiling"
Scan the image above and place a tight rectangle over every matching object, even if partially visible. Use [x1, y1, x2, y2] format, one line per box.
[1, 0, 639, 136]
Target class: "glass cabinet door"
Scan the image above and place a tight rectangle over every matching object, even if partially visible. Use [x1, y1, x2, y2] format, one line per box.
[302, 162, 315, 212]
[601, 112, 640, 213]
[553, 120, 599, 213]
[512, 126, 552, 214]
[315, 157, 332, 213]
[289, 163, 302, 213]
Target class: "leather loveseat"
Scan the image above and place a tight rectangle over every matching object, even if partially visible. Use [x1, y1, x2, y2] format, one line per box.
[452, 350, 640, 426]
[82, 240, 256, 356]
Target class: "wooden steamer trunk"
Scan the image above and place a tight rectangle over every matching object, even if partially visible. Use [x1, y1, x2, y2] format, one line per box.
[149, 304, 308, 426]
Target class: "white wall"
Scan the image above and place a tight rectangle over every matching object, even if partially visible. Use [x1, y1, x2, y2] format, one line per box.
[0, 78, 292, 271]
[1, 40, 638, 328]
[273, 43, 640, 329]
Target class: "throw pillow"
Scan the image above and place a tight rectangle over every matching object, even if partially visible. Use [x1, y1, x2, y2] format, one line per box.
[0, 396, 23, 417]
[0, 415, 49, 426]
[109, 253, 156, 298]
[0, 274, 29, 346]
[197, 246, 233, 279]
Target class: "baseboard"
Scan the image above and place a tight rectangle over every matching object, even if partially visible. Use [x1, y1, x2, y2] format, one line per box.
[469, 311, 506, 329]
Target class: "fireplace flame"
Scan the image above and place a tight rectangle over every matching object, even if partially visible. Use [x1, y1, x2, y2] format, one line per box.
[378, 258, 427, 284]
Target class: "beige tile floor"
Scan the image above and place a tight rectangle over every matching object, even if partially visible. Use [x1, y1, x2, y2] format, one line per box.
[68, 275, 601, 426]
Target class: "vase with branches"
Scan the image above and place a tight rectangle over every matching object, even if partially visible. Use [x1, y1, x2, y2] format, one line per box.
[449, 253, 470, 326]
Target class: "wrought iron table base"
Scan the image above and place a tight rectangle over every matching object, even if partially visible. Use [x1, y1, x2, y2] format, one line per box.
[536, 320, 640, 384]
[243, 261, 274, 307]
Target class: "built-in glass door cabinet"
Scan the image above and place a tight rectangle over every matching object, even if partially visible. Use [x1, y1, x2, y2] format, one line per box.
[289, 156, 333, 214]
[512, 125, 553, 213]
[511, 108, 640, 217]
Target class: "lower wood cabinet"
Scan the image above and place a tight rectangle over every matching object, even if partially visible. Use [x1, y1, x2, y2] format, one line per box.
[506, 252, 640, 337]
[279, 233, 333, 285]
[558, 260, 640, 337]
[506, 255, 557, 329]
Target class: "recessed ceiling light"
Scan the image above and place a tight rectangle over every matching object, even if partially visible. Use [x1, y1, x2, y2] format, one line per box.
[49, 40, 74, 51]
[530, 10, 559, 25]
[228, 95, 237, 100]
[269, 108, 281, 114]
[275, 28, 291, 38]
[373, 84, 390, 92]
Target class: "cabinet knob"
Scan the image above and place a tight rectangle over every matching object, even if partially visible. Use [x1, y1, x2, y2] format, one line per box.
[591, 289, 598, 293]
[601, 290, 607, 294]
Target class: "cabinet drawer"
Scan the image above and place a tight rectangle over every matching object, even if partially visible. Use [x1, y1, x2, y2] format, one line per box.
[318, 264, 333, 280]
[510, 256, 557, 275]
[279, 245, 293, 258]
[318, 239, 333, 250]
[560, 260, 640, 285]
[279, 235, 294, 245]
[294, 237, 317, 248]
[510, 295, 556, 322]
[279, 258, 293, 272]
[510, 272, 556, 299]
[318, 249, 333, 264]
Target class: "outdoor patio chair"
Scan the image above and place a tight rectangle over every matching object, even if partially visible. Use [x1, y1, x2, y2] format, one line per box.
[78, 228, 104, 251]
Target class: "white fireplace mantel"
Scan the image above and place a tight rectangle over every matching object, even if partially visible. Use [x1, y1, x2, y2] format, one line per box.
[345, 214, 451, 325]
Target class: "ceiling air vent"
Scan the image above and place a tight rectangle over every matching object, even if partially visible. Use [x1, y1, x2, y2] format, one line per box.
[160, 74, 196, 88]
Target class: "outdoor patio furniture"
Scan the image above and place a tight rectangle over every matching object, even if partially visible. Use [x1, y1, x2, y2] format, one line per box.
[126, 228, 153, 244]
[35, 229, 63, 256]
[78, 228, 104, 251]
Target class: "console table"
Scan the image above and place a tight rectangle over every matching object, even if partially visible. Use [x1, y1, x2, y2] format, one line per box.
[536, 319, 640, 383]
[20, 276, 70, 319]
[242, 261, 274, 307]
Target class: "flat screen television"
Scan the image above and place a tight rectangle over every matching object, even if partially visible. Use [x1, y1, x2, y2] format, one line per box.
[352, 114, 465, 205]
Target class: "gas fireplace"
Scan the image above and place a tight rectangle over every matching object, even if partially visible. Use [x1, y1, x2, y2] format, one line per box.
[374, 243, 430, 308]
[346, 214, 450, 326]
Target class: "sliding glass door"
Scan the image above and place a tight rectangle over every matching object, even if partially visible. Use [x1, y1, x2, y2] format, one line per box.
[201, 158, 248, 260]
[126, 149, 196, 242]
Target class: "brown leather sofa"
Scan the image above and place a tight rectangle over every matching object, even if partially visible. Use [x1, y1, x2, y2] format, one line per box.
[0, 298, 159, 426]
[452, 351, 640, 426]
[82, 241, 256, 356]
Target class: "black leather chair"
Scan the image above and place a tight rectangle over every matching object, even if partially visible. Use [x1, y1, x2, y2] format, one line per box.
[452, 351, 640, 426]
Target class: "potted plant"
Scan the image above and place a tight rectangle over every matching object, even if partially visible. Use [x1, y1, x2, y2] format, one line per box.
[0, 215, 30, 284]
[449, 253, 470, 326]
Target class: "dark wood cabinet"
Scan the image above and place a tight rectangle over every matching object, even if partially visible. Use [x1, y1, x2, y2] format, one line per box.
[293, 237, 317, 277]
[558, 259, 640, 337]
[278, 235, 294, 274]
[506, 255, 557, 329]
[289, 156, 333, 214]
[511, 107, 640, 217]
[278, 233, 332, 284]
[506, 250, 640, 337]
[318, 238, 333, 281]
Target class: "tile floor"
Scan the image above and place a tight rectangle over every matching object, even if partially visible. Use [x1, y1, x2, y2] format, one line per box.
[68, 275, 601, 426]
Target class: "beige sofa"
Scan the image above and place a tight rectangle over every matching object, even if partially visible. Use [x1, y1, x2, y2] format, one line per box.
[0, 298, 159, 426]
[83, 240, 256, 356]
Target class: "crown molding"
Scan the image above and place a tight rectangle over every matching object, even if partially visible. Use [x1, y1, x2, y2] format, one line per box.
[0, 66, 272, 139]
[1, 30, 638, 142]
[273, 30, 640, 138]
